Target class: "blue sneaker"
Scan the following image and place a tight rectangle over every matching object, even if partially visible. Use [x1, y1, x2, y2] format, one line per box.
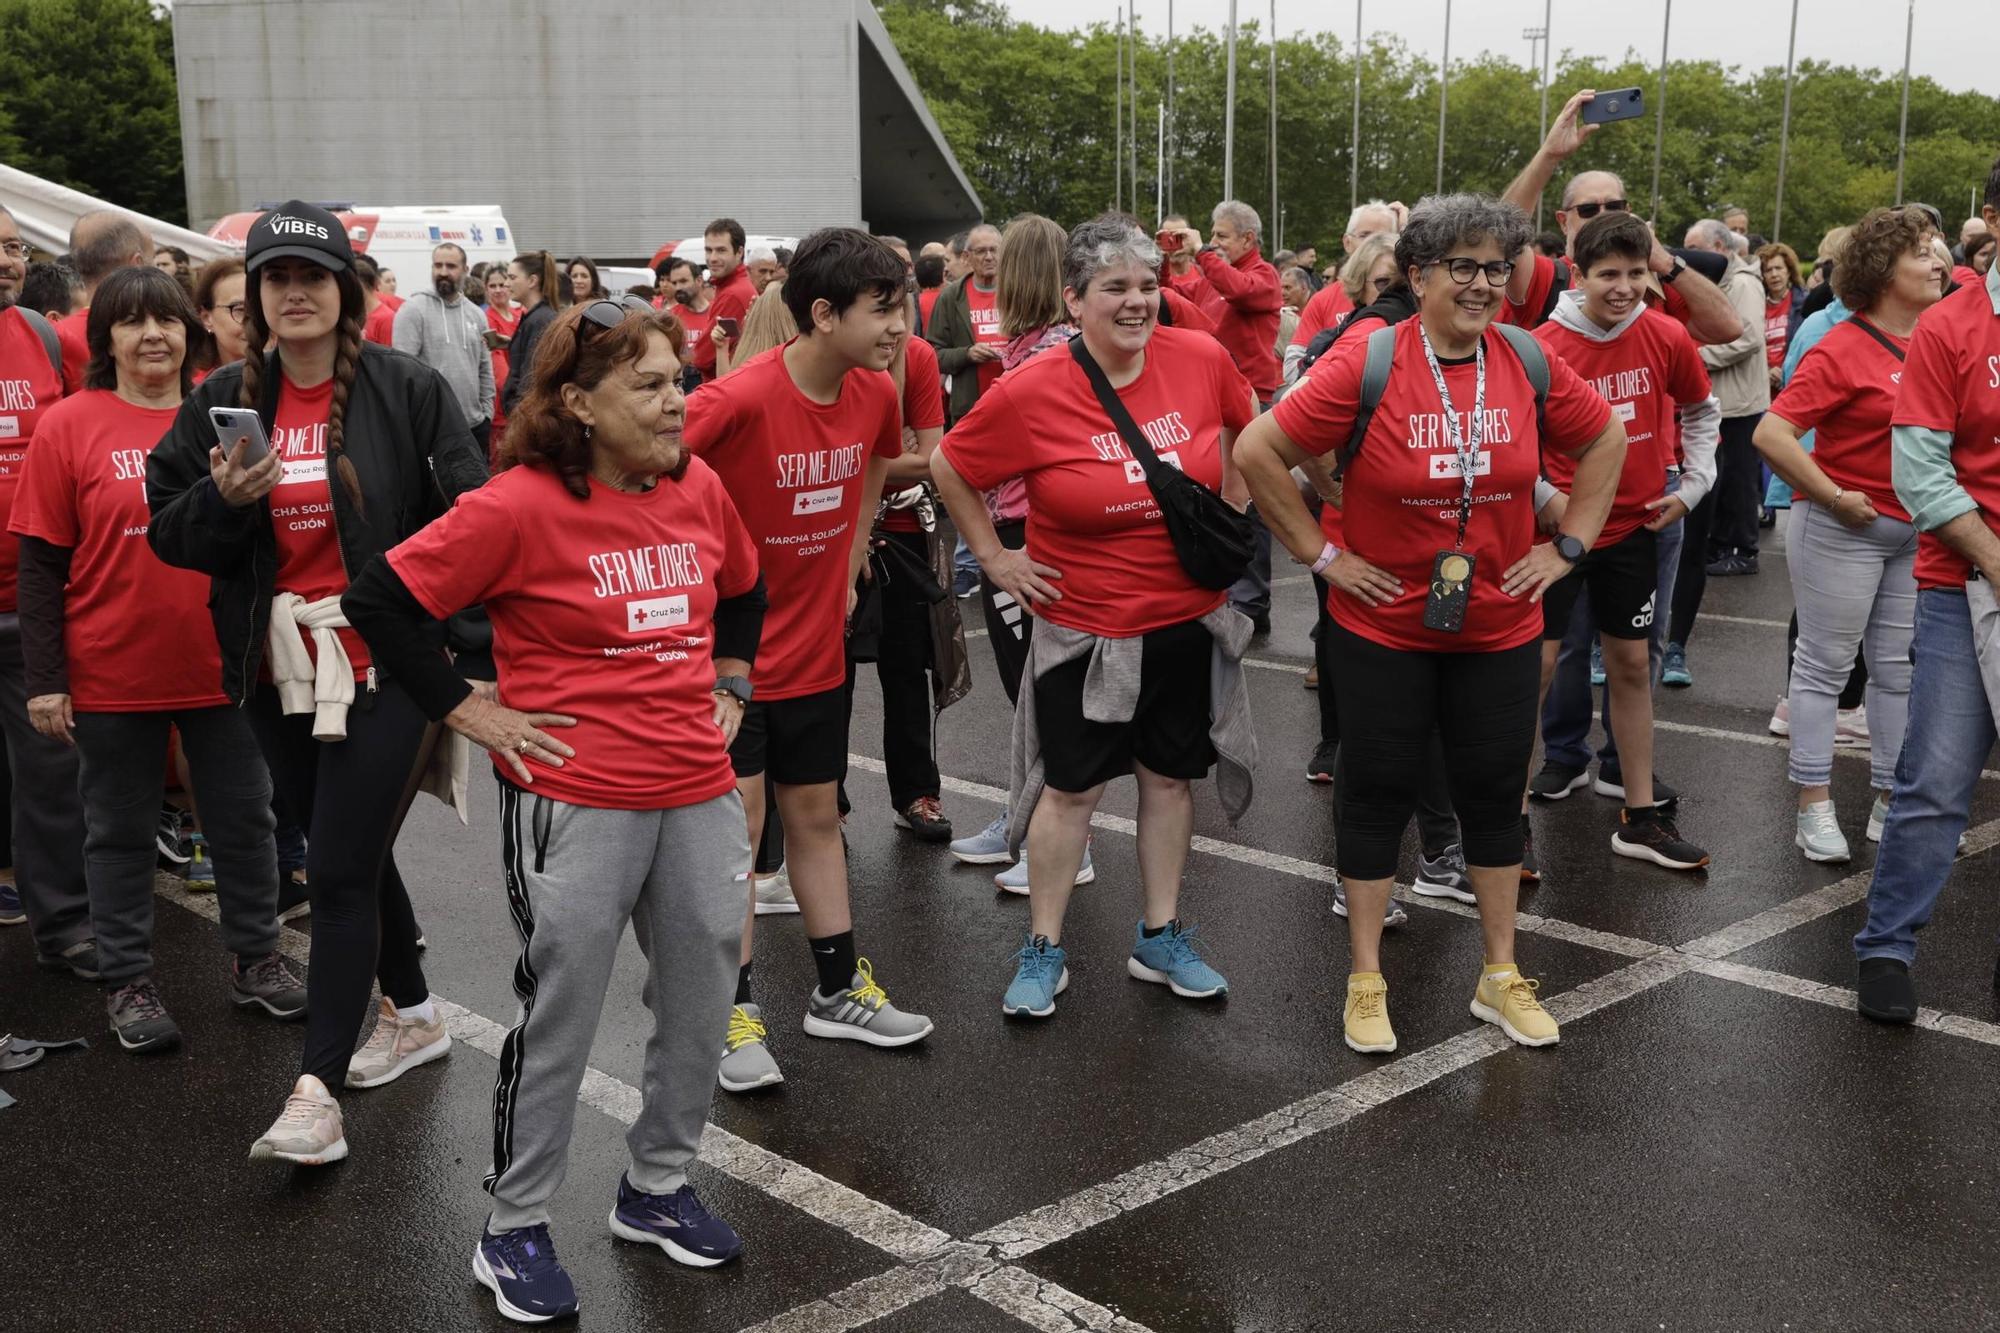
[0, 881, 23, 926]
[608, 1173, 741, 1268]
[951, 810, 1012, 865]
[1589, 640, 1606, 686]
[1661, 642, 1692, 688]
[1002, 934, 1069, 1017]
[473, 1222, 579, 1324]
[1127, 920, 1228, 999]
[995, 840, 1094, 895]
[185, 832, 216, 890]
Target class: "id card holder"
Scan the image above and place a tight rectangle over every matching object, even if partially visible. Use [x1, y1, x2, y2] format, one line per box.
[1422, 550, 1474, 634]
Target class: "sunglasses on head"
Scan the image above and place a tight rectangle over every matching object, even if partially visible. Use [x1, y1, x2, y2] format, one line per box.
[1572, 199, 1630, 220]
[579, 297, 656, 338]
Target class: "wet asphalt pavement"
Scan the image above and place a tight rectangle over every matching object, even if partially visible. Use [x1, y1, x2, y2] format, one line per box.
[8, 524, 2000, 1332]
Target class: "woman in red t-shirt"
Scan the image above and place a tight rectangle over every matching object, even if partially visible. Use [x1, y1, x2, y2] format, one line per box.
[13, 266, 302, 1052]
[1236, 194, 1625, 1057]
[344, 304, 764, 1320]
[933, 213, 1256, 1020]
[1757, 242, 1805, 393]
[1753, 207, 1946, 863]
[146, 201, 491, 1167]
[484, 264, 519, 460]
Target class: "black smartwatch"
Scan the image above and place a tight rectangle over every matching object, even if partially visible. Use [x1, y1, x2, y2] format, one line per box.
[713, 675, 753, 705]
[1664, 257, 1687, 284]
[1553, 534, 1587, 564]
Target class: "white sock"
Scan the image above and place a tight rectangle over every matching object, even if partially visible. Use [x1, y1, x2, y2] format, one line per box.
[396, 999, 437, 1024]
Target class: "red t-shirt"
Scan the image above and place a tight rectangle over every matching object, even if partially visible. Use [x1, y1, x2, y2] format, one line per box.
[1273, 320, 1612, 652]
[683, 344, 900, 698]
[698, 266, 756, 376]
[882, 336, 945, 535]
[0, 308, 68, 612]
[487, 302, 519, 432]
[1764, 297, 1791, 368]
[1767, 316, 1911, 522]
[1499, 253, 1562, 329]
[363, 294, 401, 347]
[1291, 283, 1356, 348]
[966, 281, 1006, 396]
[9, 391, 225, 711]
[269, 374, 370, 674]
[939, 326, 1255, 638]
[670, 301, 713, 378]
[54, 309, 89, 395]
[1304, 314, 1390, 550]
[1535, 308, 1711, 545]
[919, 287, 942, 331]
[390, 460, 758, 810]
[1894, 281, 2000, 589]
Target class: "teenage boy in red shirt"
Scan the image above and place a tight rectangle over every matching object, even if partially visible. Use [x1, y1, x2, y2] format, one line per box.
[1532, 210, 1718, 871]
[684, 228, 934, 1075]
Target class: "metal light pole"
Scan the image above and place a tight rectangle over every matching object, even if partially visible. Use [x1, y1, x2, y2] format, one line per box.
[1130, 2, 1141, 211]
[1650, 0, 1671, 221]
[1773, 0, 1799, 243]
[1894, 0, 1915, 203]
[1349, 0, 1362, 213]
[1165, 0, 1175, 217]
[1114, 6, 1124, 212]
[1527, 1, 1551, 227]
[1224, 0, 1239, 200]
[1269, 0, 1279, 235]
[1434, 0, 1451, 195]
[1157, 101, 1165, 221]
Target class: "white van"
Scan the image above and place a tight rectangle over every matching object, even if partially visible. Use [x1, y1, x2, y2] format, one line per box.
[206, 205, 520, 292]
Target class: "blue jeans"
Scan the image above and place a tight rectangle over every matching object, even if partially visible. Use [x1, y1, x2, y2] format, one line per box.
[1853, 588, 1992, 966]
[1541, 482, 1684, 772]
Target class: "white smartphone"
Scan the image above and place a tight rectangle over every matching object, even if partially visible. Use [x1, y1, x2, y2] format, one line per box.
[208, 407, 272, 465]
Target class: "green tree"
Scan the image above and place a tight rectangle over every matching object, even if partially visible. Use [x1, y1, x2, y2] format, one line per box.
[0, 0, 185, 224]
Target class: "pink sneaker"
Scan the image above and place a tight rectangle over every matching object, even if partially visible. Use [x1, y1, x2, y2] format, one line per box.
[1836, 705, 1870, 747]
[249, 1075, 347, 1165]
[344, 995, 451, 1089]
[1768, 697, 1790, 737]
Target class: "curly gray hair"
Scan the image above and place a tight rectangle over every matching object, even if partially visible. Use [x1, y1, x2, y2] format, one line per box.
[1393, 194, 1533, 280]
[1063, 213, 1162, 296]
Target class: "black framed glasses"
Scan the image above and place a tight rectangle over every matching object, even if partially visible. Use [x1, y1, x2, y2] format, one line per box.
[1571, 199, 1629, 220]
[220, 301, 247, 322]
[1430, 258, 1517, 287]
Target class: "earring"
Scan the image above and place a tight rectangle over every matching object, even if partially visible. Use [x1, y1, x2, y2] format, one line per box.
[582, 425, 592, 444]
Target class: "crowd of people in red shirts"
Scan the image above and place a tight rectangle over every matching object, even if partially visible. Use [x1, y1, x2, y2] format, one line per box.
[1, 97, 1997, 1323]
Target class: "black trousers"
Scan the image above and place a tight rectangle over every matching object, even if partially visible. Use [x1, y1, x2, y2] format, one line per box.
[846, 530, 941, 812]
[1325, 619, 1539, 879]
[1708, 414, 1765, 560]
[0, 613, 90, 957]
[1669, 494, 1715, 647]
[248, 680, 435, 1089]
[979, 519, 1032, 706]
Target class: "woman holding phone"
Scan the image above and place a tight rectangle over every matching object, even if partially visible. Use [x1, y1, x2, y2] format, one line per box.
[146, 200, 490, 1166]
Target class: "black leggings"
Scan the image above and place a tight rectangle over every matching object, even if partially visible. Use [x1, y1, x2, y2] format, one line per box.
[249, 680, 435, 1089]
[980, 519, 1032, 706]
[1787, 611, 1868, 711]
[1326, 619, 1539, 879]
[1669, 492, 1714, 647]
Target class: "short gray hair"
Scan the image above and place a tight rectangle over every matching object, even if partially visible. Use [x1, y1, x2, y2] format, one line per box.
[1063, 213, 1161, 295]
[1345, 201, 1396, 239]
[746, 245, 777, 265]
[1687, 218, 1734, 251]
[1393, 194, 1532, 278]
[1212, 200, 1261, 240]
[1725, 228, 1751, 257]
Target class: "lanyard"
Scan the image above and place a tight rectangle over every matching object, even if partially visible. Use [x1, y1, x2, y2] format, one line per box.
[1417, 322, 1486, 551]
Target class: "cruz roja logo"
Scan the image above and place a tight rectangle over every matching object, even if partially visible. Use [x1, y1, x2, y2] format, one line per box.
[626, 595, 690, 633]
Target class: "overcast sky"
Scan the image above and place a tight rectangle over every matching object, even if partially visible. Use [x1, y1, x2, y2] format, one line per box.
[1000, 0, 1983, 96]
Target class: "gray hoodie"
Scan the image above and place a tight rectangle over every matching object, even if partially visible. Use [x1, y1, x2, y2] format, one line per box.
[1545, 288, 1722, 514]
[391, 289, 495, 427]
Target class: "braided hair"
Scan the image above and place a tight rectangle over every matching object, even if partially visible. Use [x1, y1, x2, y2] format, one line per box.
[239, 261, 369, 517]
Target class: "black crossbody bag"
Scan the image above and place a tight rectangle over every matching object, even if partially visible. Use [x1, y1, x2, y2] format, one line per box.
[1067, 336, 1256, 590]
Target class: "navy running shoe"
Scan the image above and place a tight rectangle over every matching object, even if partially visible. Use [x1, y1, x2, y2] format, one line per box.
[0, 880, 23, 926]
[472, 1222, 578, 1324]
[608, 1173, 742, 1268]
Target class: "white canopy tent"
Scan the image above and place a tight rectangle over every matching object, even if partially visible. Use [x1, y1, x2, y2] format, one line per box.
[0, 162, 231, 262]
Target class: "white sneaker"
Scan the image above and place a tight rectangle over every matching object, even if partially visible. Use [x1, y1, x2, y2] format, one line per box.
[754, 866, 798, 916]
[995, 842, 1095, 896]
[1796, 800, 1850, 863]
[249, 1075, 348, 1165]
[344, 995, 451, 1089]
[1768, 697, 1790, 737]
[1836, 705, 1870, 747]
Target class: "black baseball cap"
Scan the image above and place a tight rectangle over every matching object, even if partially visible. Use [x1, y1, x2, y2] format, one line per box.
[245, 200, 353, 274]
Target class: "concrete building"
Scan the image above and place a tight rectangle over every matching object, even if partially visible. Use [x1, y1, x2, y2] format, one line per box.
[170, 0, 982, 260]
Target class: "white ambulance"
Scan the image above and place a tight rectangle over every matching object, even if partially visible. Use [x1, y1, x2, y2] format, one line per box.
[206, 205, 519, 291]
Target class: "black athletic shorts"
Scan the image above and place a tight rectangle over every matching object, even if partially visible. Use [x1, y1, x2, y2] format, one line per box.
[1541, 526, 1658, 643]
[1033, 619, 1216, 792]
[728, 684, 849, 786]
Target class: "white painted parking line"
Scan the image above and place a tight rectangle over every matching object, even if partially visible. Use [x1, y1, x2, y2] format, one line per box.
[1698, 613, 1791, 629]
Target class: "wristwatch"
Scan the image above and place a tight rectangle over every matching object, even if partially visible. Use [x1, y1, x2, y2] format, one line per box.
[713, 675, 754, 705]
[1664, 257, 1688, 284]
[1553, 534, 1588, 564]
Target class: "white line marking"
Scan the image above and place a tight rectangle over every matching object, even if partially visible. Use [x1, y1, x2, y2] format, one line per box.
[1686, 957, 2000, 1047]
[966, 1265, 1162, 1331]
[1697, 613, 1790, 629]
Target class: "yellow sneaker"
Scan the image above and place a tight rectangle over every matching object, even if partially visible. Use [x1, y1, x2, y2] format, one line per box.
[1343, 972, 1396, 1054]
[1471, 965, 1559, 1047]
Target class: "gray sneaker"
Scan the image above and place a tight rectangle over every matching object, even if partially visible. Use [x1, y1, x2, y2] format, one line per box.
[717, 1003, 784, 1092]
[232, 951, 309, 1019]
[36, 937, 102, 981]
[107, 977, 181, 1053]
[1412, 843, 1475, 903]
[802, 961, 934, 1048]
[1796, 800, 1851, 864]
[1331, 873, 1408, 927]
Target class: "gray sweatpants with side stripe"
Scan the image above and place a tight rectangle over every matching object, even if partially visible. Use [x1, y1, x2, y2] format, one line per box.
[485, 783, 749, 1232]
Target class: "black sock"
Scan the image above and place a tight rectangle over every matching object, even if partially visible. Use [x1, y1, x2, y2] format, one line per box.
[735, 961, 753, 1006]
[809, 930, 857, 995]
[1140, 919, 1177, 939]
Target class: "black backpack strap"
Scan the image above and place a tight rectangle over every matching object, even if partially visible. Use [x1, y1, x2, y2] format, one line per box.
[1535, 258, 1570, 326]
[1067, 335, 1170, 484]
[17, 308, 61, 380]
[1491, 322, 1551, 449]
[1334, 324, 1399, 479]
[1848, 316, 1906, 362]
[1156, 291, 1175, 327]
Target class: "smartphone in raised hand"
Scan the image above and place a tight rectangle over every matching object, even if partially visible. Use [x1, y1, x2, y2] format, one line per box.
[1580, 88, 1645, 125]
[208, 407, 272, 465]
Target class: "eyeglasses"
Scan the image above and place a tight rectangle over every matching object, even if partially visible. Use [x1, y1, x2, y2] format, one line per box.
[1430, 258, 1517, 286]
[579, 298, 628, 337]
[1368, 274, 1396, 293]
[1571, 199, 1629, 220]
[218, 301, 247, 322]
[0, 240, 27, 260]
